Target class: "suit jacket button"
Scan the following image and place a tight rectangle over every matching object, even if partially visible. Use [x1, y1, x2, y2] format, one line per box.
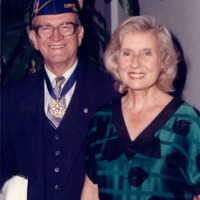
[55, 135, 59, 140]
[55, 151, 60, 156]
[55, 184, 60, 190]
[55, 167, 60, 173]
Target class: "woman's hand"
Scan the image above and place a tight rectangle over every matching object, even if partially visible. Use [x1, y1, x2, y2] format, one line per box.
[193, 195, 200, 200]
[81, 175, 99, 200]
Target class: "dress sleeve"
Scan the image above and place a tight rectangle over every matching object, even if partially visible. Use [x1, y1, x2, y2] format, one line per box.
[185, 107, 200, 195]
[85, 114, 99, 184]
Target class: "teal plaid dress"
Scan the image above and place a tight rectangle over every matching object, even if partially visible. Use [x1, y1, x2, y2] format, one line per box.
[86, 98, 200, 200]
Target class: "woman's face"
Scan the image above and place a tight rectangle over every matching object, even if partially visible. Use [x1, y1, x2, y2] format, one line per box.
[117, 31, 162, 92]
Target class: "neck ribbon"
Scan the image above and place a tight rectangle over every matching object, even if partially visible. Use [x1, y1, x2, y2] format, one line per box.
[44, 67, 78, 100]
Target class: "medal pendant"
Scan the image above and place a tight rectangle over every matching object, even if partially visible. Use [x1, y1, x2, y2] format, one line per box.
[50, 99, 65, 118]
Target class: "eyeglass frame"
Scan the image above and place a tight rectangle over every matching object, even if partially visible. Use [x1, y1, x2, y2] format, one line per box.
[31, 22, 80, 39]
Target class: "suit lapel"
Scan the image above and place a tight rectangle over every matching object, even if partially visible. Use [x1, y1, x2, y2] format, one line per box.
[59, 61, 101, 179]
[21, 70, 45, 188]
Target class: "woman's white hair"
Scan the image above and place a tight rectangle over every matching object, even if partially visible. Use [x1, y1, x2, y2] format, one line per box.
[104, 15, 179, 94]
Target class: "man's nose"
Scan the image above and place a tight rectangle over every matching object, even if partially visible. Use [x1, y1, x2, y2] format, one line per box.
[51, 27, 63, 41]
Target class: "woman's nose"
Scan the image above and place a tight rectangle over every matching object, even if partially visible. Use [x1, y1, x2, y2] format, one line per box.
[131, 55, 140, 68]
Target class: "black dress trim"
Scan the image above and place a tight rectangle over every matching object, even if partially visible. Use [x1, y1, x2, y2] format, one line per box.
[112, 97, 184, 141]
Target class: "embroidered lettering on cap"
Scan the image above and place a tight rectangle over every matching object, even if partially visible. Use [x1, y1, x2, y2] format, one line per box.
[64, 3, 78, 12]
[31, 0, 79, 19]
[33, 0, 40, 15]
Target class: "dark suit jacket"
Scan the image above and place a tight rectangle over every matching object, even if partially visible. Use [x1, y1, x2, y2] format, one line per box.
[1, 60, 119, 200]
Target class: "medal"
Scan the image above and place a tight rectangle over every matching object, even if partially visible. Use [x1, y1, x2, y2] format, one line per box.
[44, 66, 78, 121]
[50, 99, 66, 118]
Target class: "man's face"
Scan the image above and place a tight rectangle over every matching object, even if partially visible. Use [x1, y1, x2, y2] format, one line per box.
[30, 13, 84, 71]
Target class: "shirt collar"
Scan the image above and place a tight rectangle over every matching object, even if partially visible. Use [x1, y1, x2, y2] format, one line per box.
[44, 60, 78, 87]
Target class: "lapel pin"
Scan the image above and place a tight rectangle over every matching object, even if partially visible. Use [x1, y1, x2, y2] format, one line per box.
[83, 108, 88, 113]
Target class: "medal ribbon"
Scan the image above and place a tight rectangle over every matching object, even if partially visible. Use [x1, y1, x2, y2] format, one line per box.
[44, 67, 78, 100]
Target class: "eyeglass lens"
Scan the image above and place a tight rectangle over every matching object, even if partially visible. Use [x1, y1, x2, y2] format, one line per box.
[35, 22, 78, 38]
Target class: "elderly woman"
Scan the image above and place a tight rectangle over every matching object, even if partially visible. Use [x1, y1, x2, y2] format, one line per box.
[81, 15, 200, 200]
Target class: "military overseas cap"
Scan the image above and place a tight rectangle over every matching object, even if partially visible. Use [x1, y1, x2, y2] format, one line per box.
[32, 0, 80, 18]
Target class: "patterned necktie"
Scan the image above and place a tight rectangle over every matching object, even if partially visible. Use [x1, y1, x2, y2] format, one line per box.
[47, 76, 66, 128]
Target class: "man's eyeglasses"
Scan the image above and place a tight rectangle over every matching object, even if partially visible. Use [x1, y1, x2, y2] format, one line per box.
[32, 22, 79, 39]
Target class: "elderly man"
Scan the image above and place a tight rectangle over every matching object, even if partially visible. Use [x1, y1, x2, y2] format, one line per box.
[0, 0, 119, 199]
